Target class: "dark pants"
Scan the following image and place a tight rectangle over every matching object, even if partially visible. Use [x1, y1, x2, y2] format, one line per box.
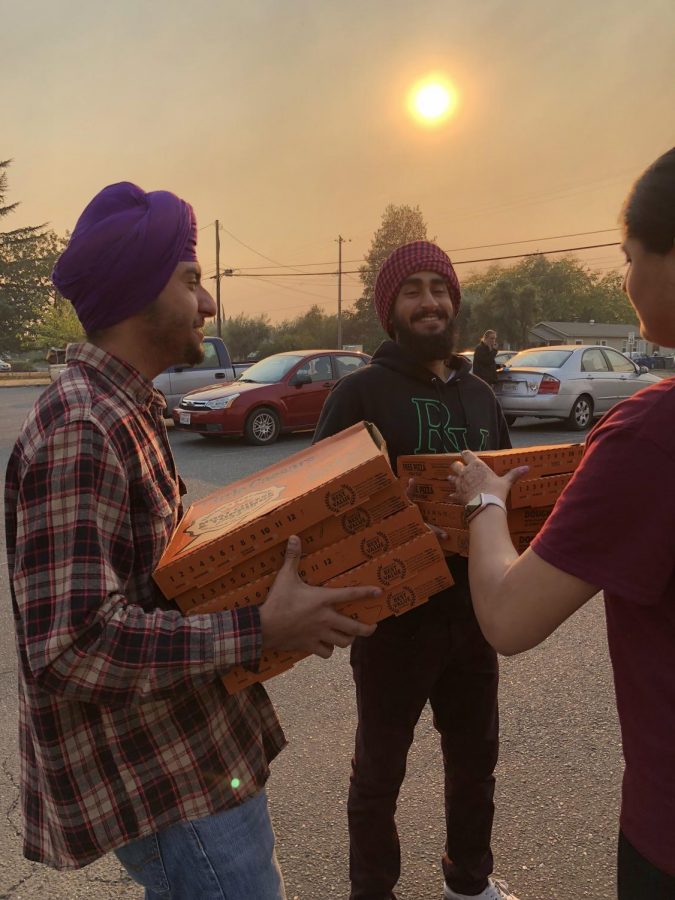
[618, 831, 675, 900]
[347, 560, 499, 900]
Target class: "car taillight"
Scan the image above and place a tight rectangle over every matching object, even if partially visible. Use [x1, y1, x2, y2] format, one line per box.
[537, 374, 560, 395]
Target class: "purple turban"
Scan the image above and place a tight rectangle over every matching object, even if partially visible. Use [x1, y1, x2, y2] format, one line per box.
[374, 241, 461, 334]
[52, 181, 197, 333]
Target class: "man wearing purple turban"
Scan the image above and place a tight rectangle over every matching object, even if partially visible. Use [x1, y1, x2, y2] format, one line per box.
[5, 182, 376, 897]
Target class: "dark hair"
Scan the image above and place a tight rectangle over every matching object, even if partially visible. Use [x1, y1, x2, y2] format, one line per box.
[622, 147, 675, 254]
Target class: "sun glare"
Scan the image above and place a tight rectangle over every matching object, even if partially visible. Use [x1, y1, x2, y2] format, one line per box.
[409, 78, 457, 125]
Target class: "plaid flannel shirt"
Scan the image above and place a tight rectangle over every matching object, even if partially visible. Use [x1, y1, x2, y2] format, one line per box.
[4, 343, 285, 869]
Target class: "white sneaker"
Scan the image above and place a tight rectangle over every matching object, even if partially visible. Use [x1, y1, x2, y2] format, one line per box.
[443, 876, 519, 900]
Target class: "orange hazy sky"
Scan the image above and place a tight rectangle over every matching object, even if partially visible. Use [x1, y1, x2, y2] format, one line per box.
[4, 0, 674, 323]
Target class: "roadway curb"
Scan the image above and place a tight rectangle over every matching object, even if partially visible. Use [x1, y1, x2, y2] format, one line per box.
[0, 378, 50, 388]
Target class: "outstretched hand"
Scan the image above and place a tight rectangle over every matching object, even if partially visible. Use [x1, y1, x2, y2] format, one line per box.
[446, 450, 529, 505]
[259, 536, 379, 659]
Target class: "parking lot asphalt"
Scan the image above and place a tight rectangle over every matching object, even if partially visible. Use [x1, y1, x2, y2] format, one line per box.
[0, 387, 623, 899]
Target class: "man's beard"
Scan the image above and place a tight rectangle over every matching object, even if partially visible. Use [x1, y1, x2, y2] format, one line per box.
[392, 315, 456, 362]
[140, 299, 205, 368]
[183, 338, 204, 367]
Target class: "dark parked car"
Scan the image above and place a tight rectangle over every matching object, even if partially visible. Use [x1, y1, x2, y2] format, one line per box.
[173, 349, 370, 444]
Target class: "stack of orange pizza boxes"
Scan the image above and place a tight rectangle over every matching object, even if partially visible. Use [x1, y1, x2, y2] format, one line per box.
[153, 421, 454, 693]
[398, 443, 585, 557]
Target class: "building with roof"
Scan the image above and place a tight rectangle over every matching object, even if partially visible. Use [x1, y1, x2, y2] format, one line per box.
[526, 321, 672, 355]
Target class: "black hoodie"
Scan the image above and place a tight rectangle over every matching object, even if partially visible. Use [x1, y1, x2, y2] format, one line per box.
[314, 340, 511, 469]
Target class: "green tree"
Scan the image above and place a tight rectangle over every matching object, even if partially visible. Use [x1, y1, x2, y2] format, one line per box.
[468, 278, 540, 349]
[259, 305, 338, 355]
[345, 203, 430, 352]
[219, 313, 272, 360]
[32, 295, 85, 348]
[461, 256, 636, 349]
[0, 160, 65, 353]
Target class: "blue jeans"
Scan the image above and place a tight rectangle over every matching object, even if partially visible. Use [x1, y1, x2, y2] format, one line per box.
[114, 790, 286, 900]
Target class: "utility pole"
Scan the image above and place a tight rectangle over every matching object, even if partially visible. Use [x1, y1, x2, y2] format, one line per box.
[335, 234, 350, 350]
[215, 220, 222, 338]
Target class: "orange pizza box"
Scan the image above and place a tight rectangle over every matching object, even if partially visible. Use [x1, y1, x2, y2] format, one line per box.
[189, 572, 277, 616]
[221, 559, 454, 694]
[189, 529, 452, 617]
[509, 531, 538, 554]
[416, 499, 465, 531]
[416, 499, 554, 533]
[175, 503, 426, 613]
[321, 530, 452, 595]
[299, 480, 409, 554]
[408, 471, 571, 511]
[405, 477, 454, 504]
[436, 528, 471, 557]
[154, 421, 399, 599]
[397, 443, 584, 481]
[436, 527, 539, 557]
[506, 505, 554, 532]
[298, 505, 428, 585]
[508, 473, 573, 509]
[221, 651, 300, 694]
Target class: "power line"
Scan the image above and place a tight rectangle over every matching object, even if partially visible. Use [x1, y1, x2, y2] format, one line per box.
[222, 227, 620, 272]
[217, 222, 307, 274]
[235, 273, 351, 302]
[227, 240, 621, 277]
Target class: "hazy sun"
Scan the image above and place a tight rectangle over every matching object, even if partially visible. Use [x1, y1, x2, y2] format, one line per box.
[409, 78, 457, 125]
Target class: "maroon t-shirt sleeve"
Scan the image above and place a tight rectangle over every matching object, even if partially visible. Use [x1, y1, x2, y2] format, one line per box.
[531, 423, 675, 606]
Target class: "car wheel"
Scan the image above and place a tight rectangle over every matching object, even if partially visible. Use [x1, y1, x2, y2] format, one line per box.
[245, 407, 281, 445]
[567, 395, 594, 430]
[504, 415, 517, 426]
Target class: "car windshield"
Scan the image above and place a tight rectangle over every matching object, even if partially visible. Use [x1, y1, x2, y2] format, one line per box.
[236, 354, 305, 383]
[507, 349, 573, 368]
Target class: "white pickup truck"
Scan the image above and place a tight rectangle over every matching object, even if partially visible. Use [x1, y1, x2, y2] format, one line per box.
[48, 337, 251, 416]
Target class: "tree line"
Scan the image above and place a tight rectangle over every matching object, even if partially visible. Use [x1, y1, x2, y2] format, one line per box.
[1, 163, 636, 362]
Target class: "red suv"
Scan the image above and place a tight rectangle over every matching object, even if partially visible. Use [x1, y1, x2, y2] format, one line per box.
[172, 349, 370, 445]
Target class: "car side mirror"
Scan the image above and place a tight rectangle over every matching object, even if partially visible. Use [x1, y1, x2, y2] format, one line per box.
[639, 365, 649, 374]
[289, 372, 312, 387]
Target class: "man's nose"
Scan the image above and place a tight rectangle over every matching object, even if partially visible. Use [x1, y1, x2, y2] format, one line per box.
[419, 288, 450, 316]
[198, 285, 217, 317]
[420, 288, 442, 306]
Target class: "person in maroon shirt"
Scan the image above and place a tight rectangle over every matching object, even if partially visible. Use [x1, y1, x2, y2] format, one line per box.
[446, 147, 675, 899]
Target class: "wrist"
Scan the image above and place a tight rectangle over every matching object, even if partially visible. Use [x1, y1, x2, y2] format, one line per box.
[464, 492, 508, 524]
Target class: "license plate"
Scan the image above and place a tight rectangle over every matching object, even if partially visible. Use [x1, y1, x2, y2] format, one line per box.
[179, 412, 191, 425]
[501, 382, 519, 394]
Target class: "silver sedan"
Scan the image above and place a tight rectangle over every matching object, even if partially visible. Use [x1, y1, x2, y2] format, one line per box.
[495, 344, 662, 430]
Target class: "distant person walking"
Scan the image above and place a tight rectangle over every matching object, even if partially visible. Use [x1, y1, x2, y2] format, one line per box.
[473, 330, 499, 387]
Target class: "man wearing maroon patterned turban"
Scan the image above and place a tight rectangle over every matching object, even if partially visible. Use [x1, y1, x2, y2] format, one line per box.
[5, 182, 376, 896]
[314, 242, 519, 900]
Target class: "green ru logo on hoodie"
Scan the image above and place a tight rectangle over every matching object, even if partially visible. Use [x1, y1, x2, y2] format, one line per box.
[411, 397, 489, 453]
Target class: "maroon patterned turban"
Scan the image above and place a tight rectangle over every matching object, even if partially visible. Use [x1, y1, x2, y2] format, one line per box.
[374, 240, 461, 335]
